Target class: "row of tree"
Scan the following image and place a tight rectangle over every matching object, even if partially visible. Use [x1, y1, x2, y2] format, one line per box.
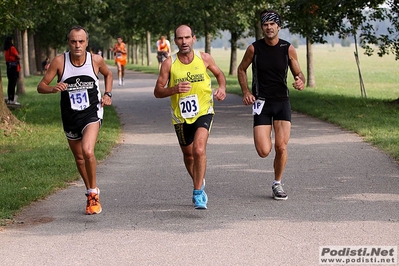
[1, 0, 399, 124]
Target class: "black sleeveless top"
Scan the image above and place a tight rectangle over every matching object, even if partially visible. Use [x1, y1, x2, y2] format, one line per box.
[252, 38, 290, 102]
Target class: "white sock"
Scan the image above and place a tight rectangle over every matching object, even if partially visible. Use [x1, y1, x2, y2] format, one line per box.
[273, 180, 281, 186]
[87, 188, 98, 194]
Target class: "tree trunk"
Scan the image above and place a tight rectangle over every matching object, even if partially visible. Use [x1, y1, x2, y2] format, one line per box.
[167, 32, 172, 54]
[34, 34, 43, 73]
[205, 32, 212, 54]
[134, 42, 139, 65]
[22, 29, 30, 77]
[132, 39, 139, 65]
[306, 37, 315, 87]
[129, 39, 132, 64]
[146, 31, 152, 66]
[229, 31, 238, 76]
[140, 36, 144, 66]
[15, 29, 25, 95]
[28, 31, 37, 75]
[131, 40, 135, 64]
[255, 16, 262, 40]
[107, 45, 112, 61]
[48, 47, 56, 60]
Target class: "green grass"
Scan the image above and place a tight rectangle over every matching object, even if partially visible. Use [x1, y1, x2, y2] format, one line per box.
[291, 45, 399, 161]
[1, 44, 398, 224]
[0, 71, 120, 223]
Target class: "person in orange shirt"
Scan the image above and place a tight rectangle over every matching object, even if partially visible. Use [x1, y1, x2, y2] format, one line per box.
[156, 35, 171, 70]
[113, 36, 127, 86]
[3, 35, 21, 105]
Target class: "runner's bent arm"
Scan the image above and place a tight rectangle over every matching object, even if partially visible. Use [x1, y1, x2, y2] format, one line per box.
[288, 45, 305, 91]
[237, 45, 255, 105]
[37, 55, 67, 94]
[153, 58, 192, 98]
[121, 43, 127, 54]
[201, 52, 226, 101]
[94, 54, 113, 106]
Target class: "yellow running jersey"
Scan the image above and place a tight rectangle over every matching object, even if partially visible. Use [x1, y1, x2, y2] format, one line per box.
[168, 50, 214, 124]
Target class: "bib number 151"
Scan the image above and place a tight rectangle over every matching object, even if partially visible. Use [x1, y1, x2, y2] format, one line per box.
[69, 89, 90, 111]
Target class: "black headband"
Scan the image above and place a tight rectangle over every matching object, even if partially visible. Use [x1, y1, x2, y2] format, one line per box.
[261, 13, 281, 26]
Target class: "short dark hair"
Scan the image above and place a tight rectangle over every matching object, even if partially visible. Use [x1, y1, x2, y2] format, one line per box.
[67, 25, 89, 41]
[3, 35, 14, 51]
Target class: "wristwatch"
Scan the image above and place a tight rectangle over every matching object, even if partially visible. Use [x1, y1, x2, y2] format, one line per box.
[104, 92, 112, 98]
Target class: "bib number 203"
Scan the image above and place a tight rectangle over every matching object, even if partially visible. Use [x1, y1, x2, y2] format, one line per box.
[179, 94, 199, 118]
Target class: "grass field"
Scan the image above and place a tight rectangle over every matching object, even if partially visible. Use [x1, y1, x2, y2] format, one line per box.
[1, 43, 398, 224]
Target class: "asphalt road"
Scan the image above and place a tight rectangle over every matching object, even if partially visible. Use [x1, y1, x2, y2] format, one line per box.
[1, 66, 398, 266]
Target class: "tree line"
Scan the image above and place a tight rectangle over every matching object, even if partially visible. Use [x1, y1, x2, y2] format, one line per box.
[1, 0, 398, 123]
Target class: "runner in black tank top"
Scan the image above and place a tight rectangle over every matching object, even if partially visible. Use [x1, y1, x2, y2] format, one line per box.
[238, 9, 305, 201]
[252, 38, 290, 102]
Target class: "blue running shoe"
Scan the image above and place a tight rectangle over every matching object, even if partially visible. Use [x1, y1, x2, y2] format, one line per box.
[192, 189, 208, 209]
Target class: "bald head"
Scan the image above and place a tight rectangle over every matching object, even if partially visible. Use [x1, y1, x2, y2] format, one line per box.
[174, 25, 194, 39]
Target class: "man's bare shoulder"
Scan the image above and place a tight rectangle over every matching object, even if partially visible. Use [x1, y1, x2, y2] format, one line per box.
[160, 57, 172, 73]
[54, 53, 65, 60]
[50, 53, 65, 68]
[199, 51, 216, 66]
[92, 53, 104, 63]
[246, 44, 255, 53]
[199, 51, 210, 59]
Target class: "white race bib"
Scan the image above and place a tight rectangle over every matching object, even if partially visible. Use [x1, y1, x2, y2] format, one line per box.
[179, 94, 199, 118]
[252, 99, 265, 115]
[69, 89, 90, 111]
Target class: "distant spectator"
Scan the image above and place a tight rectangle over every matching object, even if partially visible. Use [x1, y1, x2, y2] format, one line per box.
[3, 35, 21, 105]
[42, 57, 50, 74]
[156, 35, 171, 70]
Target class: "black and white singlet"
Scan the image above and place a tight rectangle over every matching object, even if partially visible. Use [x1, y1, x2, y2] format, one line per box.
[59, 52, 102, 139]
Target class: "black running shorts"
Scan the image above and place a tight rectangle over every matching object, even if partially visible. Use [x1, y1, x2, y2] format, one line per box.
[253, 100, 291, 127]
[174, 114, 213, 146]
[64, 117, 102, 140]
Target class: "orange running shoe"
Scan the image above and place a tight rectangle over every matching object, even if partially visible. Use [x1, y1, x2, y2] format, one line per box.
[86, 189, 102, 215]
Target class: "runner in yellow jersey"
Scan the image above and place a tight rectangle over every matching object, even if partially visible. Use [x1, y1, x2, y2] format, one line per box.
[154, 24, 226, 209]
